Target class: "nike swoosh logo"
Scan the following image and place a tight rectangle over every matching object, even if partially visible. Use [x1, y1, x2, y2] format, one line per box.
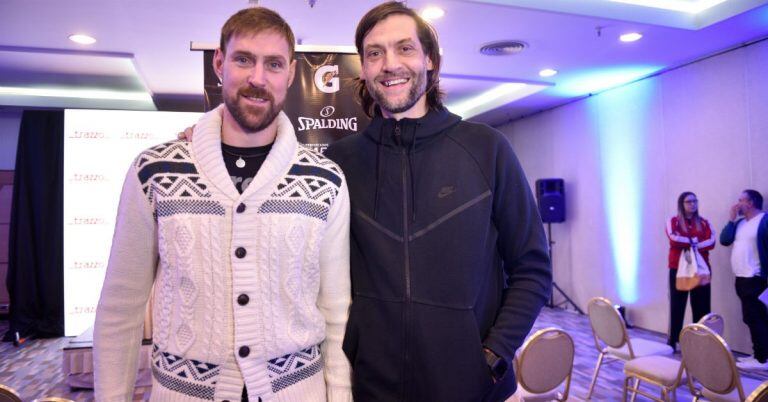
[438, 186, 456, 198]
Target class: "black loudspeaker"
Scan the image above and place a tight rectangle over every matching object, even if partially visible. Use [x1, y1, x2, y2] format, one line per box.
[535, 178, 565, 223]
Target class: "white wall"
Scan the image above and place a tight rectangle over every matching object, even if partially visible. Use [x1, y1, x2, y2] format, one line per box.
[0, 109, 22, 170]
[501, 39, 768, 353]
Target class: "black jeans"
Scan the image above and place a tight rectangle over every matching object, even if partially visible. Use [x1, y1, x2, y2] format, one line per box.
[668, 268, 711, 345]
[735, 276, 768, 362]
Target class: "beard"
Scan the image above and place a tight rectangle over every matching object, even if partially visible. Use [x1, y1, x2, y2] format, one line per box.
[223, 85, 283, 133]
[367, 66, 428, 115]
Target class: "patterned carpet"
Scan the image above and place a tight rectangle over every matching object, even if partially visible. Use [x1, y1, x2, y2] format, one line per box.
[1, 307, 766, 401]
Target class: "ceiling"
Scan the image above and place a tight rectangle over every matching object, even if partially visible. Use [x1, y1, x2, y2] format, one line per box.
[1, 0, 767, 125]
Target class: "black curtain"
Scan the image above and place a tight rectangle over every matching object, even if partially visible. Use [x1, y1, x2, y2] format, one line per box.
[3, 110, 64, 341]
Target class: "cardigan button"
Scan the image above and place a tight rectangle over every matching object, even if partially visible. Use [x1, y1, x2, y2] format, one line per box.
[239, 345, 250, 358]
[237, 294, 249, 306]
[236, 203, 246, 213]
[235, 247, 246, 258]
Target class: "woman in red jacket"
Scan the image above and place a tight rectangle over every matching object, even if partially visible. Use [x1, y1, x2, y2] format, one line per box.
[666, 191, 716, 350]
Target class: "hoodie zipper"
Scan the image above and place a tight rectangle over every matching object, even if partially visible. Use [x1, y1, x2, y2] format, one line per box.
[396, 123, 412, 401]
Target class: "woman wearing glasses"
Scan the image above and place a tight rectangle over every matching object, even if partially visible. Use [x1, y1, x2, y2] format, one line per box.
[665, 191, 716, 351]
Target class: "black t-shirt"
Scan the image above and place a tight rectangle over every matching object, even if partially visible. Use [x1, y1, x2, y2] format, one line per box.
[221, 142, 273, 194]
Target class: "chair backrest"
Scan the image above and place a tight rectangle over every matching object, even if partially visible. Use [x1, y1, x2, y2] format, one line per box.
[697, 313, 725, 337]
[0, 384, 22, 402]
[747, 381, 768, 402]
[680, 324, 744, 400]
[588, 297, 628, 349]
[515, 327, 575, 398]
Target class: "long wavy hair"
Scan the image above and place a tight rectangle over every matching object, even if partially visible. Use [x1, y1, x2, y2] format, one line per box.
[354, 1, 444, 117]
[677, 191, 702, 234]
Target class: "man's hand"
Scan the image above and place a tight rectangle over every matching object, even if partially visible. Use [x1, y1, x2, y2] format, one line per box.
[483, 348, 506, 383]
[177, 125, 195, 142]
[730, 203, 741, 221]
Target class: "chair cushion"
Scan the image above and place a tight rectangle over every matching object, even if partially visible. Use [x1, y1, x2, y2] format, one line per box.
[607, 337, 673, 360]
[516, 386, 561, 402]
[701, 376, 764, 402]
[623, 356, 684, 386]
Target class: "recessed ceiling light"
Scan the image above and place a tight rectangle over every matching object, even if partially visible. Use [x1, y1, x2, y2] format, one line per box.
[620, 32, 643, 42]
[69, 34, 96, 45]
[539, 69, 558, 77]
[420, 6, 445, 21]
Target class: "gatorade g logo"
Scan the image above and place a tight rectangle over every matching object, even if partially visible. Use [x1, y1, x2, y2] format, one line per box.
[314, 65, 340, 94]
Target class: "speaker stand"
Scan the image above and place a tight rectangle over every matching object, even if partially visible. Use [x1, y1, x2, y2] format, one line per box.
[546, 222, 584, 315]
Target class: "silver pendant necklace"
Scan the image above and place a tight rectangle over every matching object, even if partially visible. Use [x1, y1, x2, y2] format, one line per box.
[222, 148, 269, 169]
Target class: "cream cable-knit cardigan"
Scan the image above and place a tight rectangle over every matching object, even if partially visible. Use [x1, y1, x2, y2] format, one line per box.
[94, 105, 352, 402]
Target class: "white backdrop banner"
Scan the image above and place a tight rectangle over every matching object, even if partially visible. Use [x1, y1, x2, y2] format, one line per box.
[63, 110, 201, 336]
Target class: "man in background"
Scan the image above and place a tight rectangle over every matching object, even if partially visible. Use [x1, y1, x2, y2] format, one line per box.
[720, 189, 768, 370]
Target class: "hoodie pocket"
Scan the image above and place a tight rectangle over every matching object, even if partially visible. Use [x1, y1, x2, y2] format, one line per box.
[409, 305, 494, 400]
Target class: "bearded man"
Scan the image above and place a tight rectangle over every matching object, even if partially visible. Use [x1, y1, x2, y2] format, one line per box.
[93, 7, 352, 402]
[324, 2, 552, 401]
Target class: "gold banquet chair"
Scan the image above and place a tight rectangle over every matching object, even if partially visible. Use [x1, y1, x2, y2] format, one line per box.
[747, 381, 768, 402]
[513, 327, 575, 401]
[680, 324, 763, 402]
[586, 297, 673, 399]
[0, 384, 22, 402]
[697, 312, 725, 337]
[622, 353, 684, 402]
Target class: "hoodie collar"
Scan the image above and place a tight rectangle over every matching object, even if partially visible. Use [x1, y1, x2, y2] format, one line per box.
[364, 106, 462, 150]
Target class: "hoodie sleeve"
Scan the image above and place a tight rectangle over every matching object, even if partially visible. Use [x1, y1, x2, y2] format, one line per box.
[482, 133, 552, 370]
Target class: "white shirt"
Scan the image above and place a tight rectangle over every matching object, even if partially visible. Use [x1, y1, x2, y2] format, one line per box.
[731, 212, 765, 278]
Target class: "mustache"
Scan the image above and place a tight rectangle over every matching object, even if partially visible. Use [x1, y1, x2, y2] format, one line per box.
[239, 86, 274, 102]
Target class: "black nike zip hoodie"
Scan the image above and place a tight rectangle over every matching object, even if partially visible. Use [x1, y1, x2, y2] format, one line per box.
[325, 107, 552, 402]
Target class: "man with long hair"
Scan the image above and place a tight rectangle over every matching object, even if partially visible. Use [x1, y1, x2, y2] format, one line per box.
[325, 2, 552, 400]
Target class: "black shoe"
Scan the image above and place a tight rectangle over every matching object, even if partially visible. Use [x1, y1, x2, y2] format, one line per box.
[667, 340, 677, 353]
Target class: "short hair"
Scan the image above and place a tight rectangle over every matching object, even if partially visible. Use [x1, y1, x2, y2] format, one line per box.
[744, 189, 764, 210]
[220, 7, 295, 59]
[354, 1, 444, 117]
